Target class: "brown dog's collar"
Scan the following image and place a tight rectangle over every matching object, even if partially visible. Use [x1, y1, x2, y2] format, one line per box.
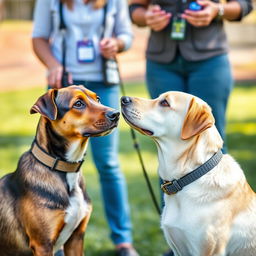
[31, 141, 84, 173]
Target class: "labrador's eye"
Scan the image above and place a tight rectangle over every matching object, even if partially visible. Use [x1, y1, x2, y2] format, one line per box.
[97, 96, 101, 103]
[73, 100, 85, 109]
[160, 99, 170, 107]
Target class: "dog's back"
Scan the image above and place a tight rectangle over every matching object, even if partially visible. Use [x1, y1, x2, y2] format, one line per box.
[227, 196, 256, 256]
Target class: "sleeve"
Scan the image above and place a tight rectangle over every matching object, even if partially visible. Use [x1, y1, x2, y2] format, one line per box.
[32, 0, 53, 39]
[229, 0, 253, 21]
[113, 0, 134, 51]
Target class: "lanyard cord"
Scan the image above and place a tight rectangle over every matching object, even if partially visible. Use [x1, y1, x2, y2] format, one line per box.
[59, 1, 66, 70]
[59, 1, 70, 87]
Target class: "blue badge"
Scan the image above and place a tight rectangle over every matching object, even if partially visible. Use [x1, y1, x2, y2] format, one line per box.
[77, 39, 95, 63]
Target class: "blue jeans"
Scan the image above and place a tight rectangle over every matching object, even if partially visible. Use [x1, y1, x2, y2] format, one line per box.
[146, 54, 233, 153]
[72, 81, 132, 245]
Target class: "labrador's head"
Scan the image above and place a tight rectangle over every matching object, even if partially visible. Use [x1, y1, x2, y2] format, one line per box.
[121, 91, 216, 141]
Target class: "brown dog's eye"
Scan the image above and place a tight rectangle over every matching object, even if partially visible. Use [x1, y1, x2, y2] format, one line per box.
[73, 100, 85, 109]
[160, 99, 170, 107]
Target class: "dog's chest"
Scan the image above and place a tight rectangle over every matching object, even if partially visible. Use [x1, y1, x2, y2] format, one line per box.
[54, 173, 89, 251]
[161, 196, 209, 255]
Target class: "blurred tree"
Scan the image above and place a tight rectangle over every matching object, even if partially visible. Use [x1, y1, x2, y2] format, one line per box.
[3, 0, 34, 20]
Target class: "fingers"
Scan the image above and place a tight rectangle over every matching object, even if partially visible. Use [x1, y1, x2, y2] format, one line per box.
[47, 65, 63, 89]
[68, 73, 73, 85]
[100, 38, 118, 59]
[147, 13, 171, 31]
[182, 1, 217, 27]
[197, 0, 211, 8]
[182, 11, 209, 27]
[145, 5, 171, 31]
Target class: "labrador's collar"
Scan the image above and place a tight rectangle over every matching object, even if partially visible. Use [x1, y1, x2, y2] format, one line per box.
[30, 140, 84, 173]
[161, 150, 223, 195]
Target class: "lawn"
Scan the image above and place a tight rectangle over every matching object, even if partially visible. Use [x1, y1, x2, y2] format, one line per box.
[0, 83, 256, 255]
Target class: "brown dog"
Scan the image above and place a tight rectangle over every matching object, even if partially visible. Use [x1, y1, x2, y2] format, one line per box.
[0, 85, 120, 256]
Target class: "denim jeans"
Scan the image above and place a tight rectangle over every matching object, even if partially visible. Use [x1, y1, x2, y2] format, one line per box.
[146, 53, 233, 153]
[72, 80, 132, 245]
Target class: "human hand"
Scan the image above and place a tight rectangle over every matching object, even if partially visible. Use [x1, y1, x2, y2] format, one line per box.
[47, 65, 73, 89]
[145, 5, 171, 31]
[182, 0, 219, 27]
[100, 38, 119, 59]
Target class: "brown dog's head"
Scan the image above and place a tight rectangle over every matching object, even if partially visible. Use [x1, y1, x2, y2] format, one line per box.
[31, 85, 120, 139]
[121, 91, 219, 142]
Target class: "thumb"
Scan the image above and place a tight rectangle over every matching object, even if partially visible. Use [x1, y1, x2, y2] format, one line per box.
[149, 4, 161, 12]
[100, 38, 109, 46]
[197, 0, 210, 7]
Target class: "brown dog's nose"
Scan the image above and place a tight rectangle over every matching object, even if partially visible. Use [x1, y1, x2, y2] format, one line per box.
[105, 110, 120, 122]
[121, 96, 132, 105]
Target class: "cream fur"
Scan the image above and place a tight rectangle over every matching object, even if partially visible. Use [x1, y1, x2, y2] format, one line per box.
[122, 91, 256, 256]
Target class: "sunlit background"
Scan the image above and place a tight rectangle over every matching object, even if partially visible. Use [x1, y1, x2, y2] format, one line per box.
[0, 1, 256, 255]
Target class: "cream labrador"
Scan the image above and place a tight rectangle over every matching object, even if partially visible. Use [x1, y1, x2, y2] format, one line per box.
[121, 91, 256, 256]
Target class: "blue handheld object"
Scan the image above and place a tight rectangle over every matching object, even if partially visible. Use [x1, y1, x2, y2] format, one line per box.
[189, 2, 203, 11]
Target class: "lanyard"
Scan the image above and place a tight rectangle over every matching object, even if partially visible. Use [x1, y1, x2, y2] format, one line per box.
[58, 1, 108, 69]
[178, 0, 187, 14]
[59, 1, 67, 74]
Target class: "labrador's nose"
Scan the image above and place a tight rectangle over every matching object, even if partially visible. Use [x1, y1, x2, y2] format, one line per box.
[121, 96, 132, 105]
[105, 110, 120, 122]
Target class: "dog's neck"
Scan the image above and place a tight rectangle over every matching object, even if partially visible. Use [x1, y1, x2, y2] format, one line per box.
[155, 126, 223, 181]
[35, 117, 89, 163]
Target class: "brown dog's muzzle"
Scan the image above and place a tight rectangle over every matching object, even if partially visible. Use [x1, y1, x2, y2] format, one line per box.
[83, 108, 120, 137]
[105, 109, 120, 123]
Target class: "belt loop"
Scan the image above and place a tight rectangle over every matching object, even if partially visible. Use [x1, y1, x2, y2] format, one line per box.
[76, 160, 84, 172]
[172, 179, 182, 192]
[51, 157, 60, 171]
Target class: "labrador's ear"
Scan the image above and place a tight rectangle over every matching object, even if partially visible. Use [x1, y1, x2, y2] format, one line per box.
[30, 89, 58, 120]
[181, 97, 214, 140]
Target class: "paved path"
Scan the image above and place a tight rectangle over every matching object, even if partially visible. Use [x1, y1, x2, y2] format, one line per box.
[0, 23, 255, 92]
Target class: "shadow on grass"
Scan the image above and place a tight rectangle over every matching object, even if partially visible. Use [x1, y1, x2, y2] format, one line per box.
[83, 249, 116, 256]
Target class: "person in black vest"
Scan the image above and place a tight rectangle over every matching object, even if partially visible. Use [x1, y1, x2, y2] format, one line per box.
[129, 0, 252, 255]
[129, 0, 252, 153]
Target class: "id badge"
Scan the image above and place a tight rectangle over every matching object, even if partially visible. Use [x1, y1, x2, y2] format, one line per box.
[77, 39, 95, 63]
[170, 16, 186, 40]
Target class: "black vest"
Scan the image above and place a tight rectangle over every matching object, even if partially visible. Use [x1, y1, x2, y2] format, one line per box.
[146, 0, 228, 63]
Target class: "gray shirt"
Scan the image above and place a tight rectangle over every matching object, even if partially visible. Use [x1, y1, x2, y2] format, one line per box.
[32, 0, 133, 81]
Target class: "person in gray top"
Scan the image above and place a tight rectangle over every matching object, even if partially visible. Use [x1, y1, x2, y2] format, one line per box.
[129, 0, 252, 255]
[32, 0, 139, 256]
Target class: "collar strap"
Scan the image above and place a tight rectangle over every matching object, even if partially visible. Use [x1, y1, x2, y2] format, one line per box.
[31, 141, 84, 173]
[161, 150, 223, 195]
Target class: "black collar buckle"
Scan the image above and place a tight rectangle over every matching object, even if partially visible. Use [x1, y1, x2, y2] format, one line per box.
[161, 179, 182, 195]
[51, 157, 60, 171]
[75, 160, 84, 172]
[161, 150, 223, 196]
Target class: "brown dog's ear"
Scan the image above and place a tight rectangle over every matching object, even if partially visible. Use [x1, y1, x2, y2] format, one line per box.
[181, 97, 214, 140]
[30, 89, 58, 120]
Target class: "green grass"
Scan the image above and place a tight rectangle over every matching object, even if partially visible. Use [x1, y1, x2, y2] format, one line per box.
[0, 83, 256, 255]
